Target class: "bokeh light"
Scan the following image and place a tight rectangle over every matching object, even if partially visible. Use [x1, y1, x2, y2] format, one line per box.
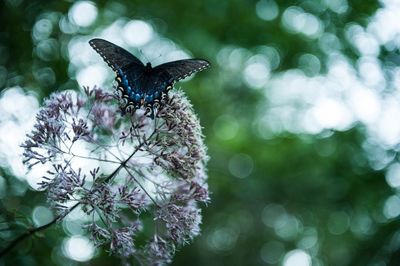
[123, 20, 154, 47]
[63, 236, 95, 262]
[0, 88, 38, 179]
[256, 0, 279, 21]
[283, 249, 311, 266]
[32, 206, 54, 227]
[228, 153, 254, 178]
[69, 1, 98, 28]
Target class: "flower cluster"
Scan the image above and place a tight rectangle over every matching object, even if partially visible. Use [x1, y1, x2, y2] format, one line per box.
[21, 87, 209, 265]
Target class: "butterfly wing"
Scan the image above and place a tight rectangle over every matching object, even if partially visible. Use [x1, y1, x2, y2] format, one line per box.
[89, 39, 210, 114]
[139, 70, 173, 100]
[152, 59, 210, 84]
[132, 59, 210, 104]
[89, 38, 144, 71]
[89, 38, 147, 106]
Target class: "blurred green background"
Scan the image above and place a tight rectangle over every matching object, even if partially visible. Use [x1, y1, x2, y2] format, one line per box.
[1, 0, 400, 265]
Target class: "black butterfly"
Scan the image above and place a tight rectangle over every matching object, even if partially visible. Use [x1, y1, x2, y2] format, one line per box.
[89, 38, 210, 117]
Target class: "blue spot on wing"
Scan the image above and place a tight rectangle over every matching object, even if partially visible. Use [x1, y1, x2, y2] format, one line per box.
[134, 93, 141, 101]
[145, 94, 153, 103]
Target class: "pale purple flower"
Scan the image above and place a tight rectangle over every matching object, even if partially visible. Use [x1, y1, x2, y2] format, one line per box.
[118, 184, 148, 212]
[110, 222, 141, 257]
[141, 235, 175, 265]
[21, 86, 209, 265]
[156, 202, 202, 244]
[86, 223, 112, 245]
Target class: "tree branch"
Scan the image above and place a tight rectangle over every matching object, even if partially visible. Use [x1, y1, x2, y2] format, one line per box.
[0, 202, 79, 258]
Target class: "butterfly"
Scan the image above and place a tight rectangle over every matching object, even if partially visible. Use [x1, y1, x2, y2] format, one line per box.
[89, 38, 210, 117]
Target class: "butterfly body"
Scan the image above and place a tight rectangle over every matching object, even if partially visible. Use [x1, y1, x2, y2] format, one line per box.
[89, 38, 210, 116]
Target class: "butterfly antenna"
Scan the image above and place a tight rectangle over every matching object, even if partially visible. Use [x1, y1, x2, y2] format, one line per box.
[149, 53, 163, 64]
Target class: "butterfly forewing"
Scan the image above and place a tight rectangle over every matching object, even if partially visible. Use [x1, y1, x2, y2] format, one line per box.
[153, 59, 210, 83]
[89, 38, 144, 71]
